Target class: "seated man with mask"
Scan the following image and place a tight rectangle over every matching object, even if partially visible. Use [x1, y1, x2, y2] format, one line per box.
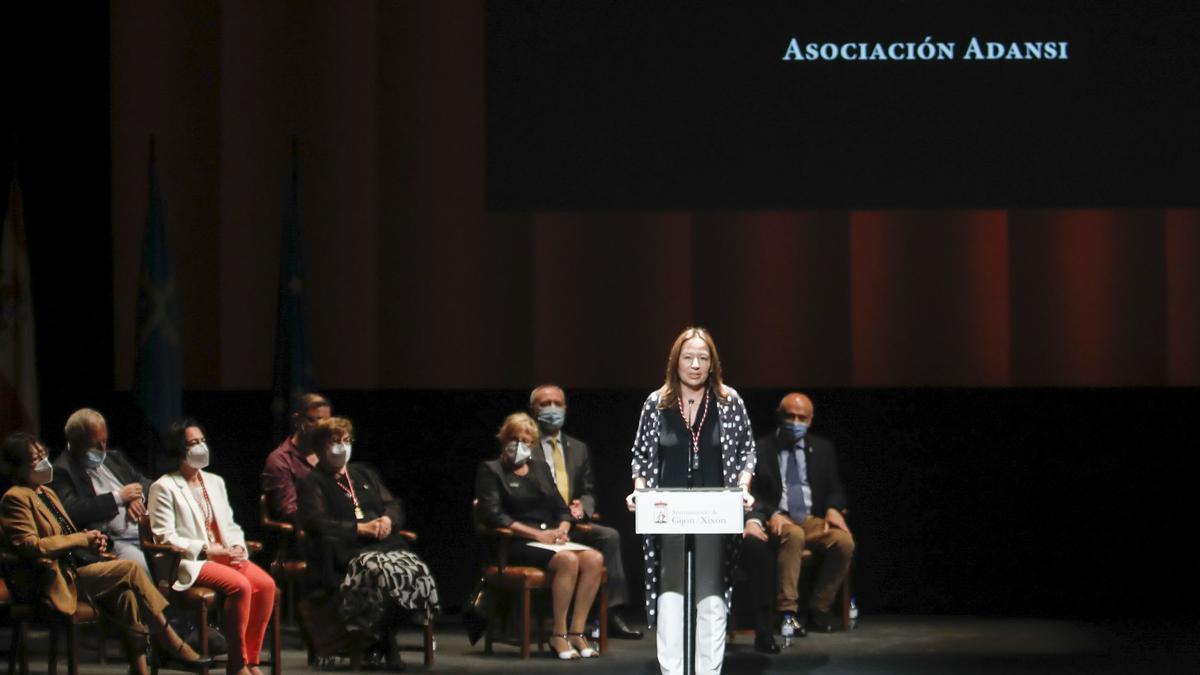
[529, 384, 642, 639]
[50, 407, 153, 572]
[742, 392, 854, 652]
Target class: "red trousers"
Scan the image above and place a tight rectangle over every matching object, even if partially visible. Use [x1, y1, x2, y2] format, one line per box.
[195, 559, 275, 667]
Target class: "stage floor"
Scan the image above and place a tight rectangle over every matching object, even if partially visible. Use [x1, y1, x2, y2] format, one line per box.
[4, 614, 1198, 674]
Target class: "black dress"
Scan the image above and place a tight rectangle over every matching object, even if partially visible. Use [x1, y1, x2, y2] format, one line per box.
[297, 463, 440, 635]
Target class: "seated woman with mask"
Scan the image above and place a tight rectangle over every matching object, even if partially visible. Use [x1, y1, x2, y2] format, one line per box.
[148, 418, 276, 675]
[1, 432, 208, 675]
[474, 413, 606, 660]
[297, 416, 440, 671]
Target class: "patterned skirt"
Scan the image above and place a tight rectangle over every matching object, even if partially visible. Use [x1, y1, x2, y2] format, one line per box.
[338, 549, 441, 636]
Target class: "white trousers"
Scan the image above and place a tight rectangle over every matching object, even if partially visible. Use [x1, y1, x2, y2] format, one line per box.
[656, 534, 726, 675]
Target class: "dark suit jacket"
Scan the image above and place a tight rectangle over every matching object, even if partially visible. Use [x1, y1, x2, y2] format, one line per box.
[474, 459, 570, 531]
[532, 433, 597, 518]
[50, 449, 151, 531]
[296, 463, 407, 590]
[750, 430, 847, 524]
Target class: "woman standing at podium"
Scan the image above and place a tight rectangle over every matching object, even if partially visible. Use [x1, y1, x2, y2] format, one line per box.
[627, 327, 756, 675]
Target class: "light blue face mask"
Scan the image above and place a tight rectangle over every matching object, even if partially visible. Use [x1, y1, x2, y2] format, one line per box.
[83, 447, 106, 469]
[31, 457, 54, 485]
[503, 441, 533, 467]
[537, 406, 566, 432]
[783, 422, 809, 442]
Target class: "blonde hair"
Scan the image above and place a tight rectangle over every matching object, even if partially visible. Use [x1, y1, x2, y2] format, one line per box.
[659, 326, 727, 409]
[496, 412, 539, 446]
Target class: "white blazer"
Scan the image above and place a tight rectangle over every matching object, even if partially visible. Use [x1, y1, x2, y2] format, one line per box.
[148, 471, 246, 591]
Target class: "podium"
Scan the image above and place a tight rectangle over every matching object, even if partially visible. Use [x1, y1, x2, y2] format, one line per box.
[636, 488, 742, 675]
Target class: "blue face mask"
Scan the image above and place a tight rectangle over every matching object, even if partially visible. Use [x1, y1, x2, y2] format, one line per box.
[782, 422, 809, 442]
[537, 406, 566, 432]
[83, 448, 106, 469]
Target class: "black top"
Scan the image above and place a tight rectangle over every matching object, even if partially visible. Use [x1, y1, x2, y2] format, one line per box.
[474, 460, 571, 530]
[297, 463, 408, 590]
[658, 390, 723, 488]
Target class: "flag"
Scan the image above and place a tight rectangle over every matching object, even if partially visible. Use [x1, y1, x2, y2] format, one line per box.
[133, 138, 182, 442]
[271, 139, 314, 438]
[0, 172, 40, 436]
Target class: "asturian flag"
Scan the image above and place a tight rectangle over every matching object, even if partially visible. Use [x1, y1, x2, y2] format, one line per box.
[0, 173, 41, 436]
[133, 139, 182, 440]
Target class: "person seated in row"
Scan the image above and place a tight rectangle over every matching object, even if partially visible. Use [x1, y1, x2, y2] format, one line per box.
[297, 416, 440, 671]
[50, 407, 152, 572]
[261, 392, 332, 523]
[148, 419, 276, 675]
[474, 413, 605, 660]
[528, 384, 642, 639]
[742, 392, 855, 653]
[0, 432, 208, 675]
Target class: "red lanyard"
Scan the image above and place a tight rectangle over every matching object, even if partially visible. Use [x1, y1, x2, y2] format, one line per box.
[336, 469, 366, 520]
[196, 474, 222, 545]
[677, 387, 711, 454]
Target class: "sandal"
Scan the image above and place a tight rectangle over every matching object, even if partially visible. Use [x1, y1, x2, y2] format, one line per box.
[567, 632, 599, 658]
[550, 633, 581, 660]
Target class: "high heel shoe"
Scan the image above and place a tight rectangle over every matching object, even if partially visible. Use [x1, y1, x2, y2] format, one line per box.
[567, 632, 599, 658]
[151, 638, 212, 672]
[550, 634, 581, 660]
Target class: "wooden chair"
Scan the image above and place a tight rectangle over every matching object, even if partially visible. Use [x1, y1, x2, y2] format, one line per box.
[474, 502, 609, 659]
[257, 496, 305, 626]
[137, 516, 282, 674]
[293, 525, 435, 669]
[1, 538, 108, 675]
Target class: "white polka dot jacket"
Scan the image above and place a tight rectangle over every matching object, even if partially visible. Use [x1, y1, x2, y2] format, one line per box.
[629, 386, 757, 628]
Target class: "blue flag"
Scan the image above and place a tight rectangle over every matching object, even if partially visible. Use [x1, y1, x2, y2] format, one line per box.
[271, 141, 314, 437]
[133, 139, 182, 444]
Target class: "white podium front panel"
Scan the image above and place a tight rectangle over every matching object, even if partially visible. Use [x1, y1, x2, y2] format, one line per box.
[634, 488, 743, 535]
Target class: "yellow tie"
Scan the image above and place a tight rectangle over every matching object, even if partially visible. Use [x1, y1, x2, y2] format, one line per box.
[550, 437, 570, 505]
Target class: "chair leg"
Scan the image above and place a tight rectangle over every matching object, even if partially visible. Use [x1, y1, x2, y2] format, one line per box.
[423, 612, 434, 666]
[598, 583, 609, 655]
[48, 623, 58, 675]
[96, 621, 107, 664]
[199, 603, 211, 675]
[9, 617, 24, 675]
[271, 594, 282, 674]
[66, 621, 79, 675]
[520, 586, 531, 659]
[484, 584, 495, 654]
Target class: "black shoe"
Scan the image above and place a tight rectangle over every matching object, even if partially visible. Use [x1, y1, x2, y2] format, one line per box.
[149, 641, 212, 673]
[754, 631, 780, 654]
[608, 614, 644, 639]
[808, 609, 836, 633]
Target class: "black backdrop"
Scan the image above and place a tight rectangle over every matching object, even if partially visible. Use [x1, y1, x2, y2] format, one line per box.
[5, 3, 1199, 622]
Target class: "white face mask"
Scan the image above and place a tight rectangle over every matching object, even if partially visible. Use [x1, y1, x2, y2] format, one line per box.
[30, 457, 54, 485]
[329, 442, 352, 468]
[186, 443, 210, 470]
[511, 441, 532, 467]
